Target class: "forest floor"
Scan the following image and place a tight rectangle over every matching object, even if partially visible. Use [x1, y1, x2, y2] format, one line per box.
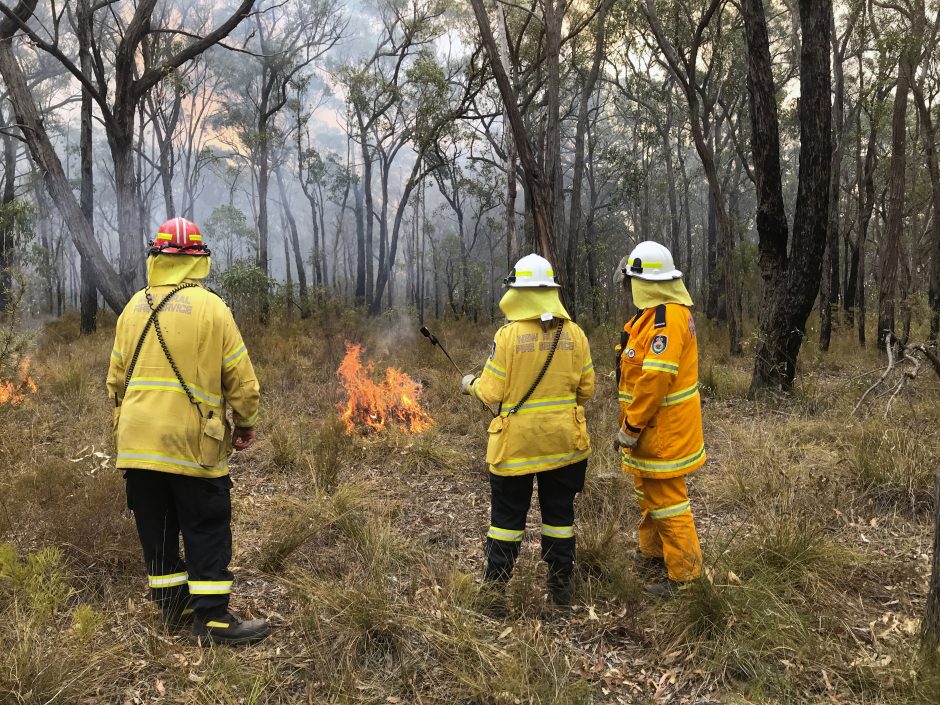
[1, 307, 940, 705]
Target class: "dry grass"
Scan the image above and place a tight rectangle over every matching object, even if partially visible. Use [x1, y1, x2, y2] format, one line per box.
[0, 311, 938, 703]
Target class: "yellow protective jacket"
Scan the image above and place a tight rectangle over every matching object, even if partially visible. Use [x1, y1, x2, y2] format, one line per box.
[617, 303, 705, 479]
[106, 283, 259, 478]
[469, 320, 595, 476]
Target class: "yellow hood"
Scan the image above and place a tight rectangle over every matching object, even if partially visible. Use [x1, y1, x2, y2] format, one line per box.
[499, 288, 571, 321]
[147, 254, 211, 287]
[631, 277, 693, 310]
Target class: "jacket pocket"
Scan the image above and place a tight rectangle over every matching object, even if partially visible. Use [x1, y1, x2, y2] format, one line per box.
[198, 412, 229, 468]
[485, 415, 509, 466]
[573, 406, 589, 450]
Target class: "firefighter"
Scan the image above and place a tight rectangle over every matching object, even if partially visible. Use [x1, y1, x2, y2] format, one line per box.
[614, 240, 705, 598]
[461, 254, 595, 606]
[107, 217, 269, 645]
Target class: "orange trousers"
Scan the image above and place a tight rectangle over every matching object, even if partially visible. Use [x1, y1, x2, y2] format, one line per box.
[633, 475, 702, 582]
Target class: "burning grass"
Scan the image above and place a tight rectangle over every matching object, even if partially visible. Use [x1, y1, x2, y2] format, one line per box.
[337, 340, 433, 434]
[0, 311, 938, 703]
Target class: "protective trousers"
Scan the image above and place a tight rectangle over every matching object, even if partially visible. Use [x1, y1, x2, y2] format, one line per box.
[125, 469, 235, 617]
[633, 475, 702, 581]
[485, 460, 587, 582]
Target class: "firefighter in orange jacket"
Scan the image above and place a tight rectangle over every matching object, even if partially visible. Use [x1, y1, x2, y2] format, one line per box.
[614, 241, 705, 597]
[462, 254, 595, 605]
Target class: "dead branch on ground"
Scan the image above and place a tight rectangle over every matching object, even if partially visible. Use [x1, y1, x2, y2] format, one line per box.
[852, 333, 940, 419]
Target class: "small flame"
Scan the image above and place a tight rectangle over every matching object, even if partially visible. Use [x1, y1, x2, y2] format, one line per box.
[0, 357, 38, 406]
[337, 342, 432, 435]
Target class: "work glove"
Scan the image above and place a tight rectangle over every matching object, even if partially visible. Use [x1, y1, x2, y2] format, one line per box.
[233, 427, 256, 452]
[613, 427, 638, 452]
[461, 374, 477, 395]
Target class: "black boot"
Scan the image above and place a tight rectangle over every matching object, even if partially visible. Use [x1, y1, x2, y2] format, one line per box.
[192, 610, 270, 646]
[547, 570, 573, 606]
[644, 579, 696, 599]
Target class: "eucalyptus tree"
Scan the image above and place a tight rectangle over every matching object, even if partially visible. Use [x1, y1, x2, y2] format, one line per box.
[339, 0, 451, 308]
[874, 0, 929, 346]
[640, 0, 744, 354]
[0, 0, 256, 308]
[217, 0, 344, 320]
[743, 0, 832, 393]
[366, 48, 482, 316]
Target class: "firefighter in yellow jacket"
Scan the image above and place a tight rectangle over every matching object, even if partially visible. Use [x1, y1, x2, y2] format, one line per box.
[614, 241, 705, 598]
[462, 254, 595, 605]
[107, 217, 268, 645]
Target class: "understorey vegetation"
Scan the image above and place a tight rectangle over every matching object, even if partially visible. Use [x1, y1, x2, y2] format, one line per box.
[1, 310, 938, 704]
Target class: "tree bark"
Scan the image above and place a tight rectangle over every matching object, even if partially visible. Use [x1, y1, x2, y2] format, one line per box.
[0, 124, 14, 313]
[922, 468, 940, 664]
[820, 4, 848, 352]
[275, 168, 310, 317]
[913, 79, 940, 345]
[745, 0, 832, 393]
[77, 0, 97, 333]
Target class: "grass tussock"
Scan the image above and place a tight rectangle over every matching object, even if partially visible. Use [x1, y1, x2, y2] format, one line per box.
[851, 424, 938, 514]
[0, 544, 127, 704]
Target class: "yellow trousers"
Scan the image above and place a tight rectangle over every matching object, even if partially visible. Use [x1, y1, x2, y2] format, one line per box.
[633, 476, 702, 581]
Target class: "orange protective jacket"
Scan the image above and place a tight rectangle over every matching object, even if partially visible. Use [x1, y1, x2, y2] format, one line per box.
[617, 303, 705, 479]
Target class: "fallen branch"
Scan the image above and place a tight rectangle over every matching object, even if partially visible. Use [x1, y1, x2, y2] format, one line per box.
[852, 334, 897, 416]
[884, 353, 920, 420]
[914, 344, 940, 380]
[853, 333, 938, 418]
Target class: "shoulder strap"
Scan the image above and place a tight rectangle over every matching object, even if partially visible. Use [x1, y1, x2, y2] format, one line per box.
[121, 282, 200, 409]
[507, 319, 565, 416]
[654, 304, 668, 328]
[615, 310, 642, 387]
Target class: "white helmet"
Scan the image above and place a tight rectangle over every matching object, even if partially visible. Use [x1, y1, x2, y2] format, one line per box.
[504, 253, 560, 288]
[622, 241, 682, 281]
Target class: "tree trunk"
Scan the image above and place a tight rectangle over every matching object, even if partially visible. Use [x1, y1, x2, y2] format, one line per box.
[275, 169, 310, 317]
[820, 4, 845, 352]
[922, 468, 940, 664]
[0, 0, 127, 312]
[746, 0, 832, 393]
[544, 0, 567, 271]
[496, 5, 517, 270]
[282, 225, 292, 319]
[368, 157, 423, 316]
[354, 178, 366, 306]
[565, 0, 613, 318]
[913, 81, 940, 345]
[705, 190, 719, 319]
[469, 0, 561, 288]
[356, 113, 375, 306]
[0, 128, 14, 313]
[878, 16, 923, 346]
[77, 0, 97, 333]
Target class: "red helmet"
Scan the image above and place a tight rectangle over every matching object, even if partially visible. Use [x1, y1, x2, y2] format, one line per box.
[149, 217, 210, 256]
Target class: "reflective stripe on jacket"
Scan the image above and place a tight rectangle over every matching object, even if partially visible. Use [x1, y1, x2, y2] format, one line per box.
[469, 319, 595, 476]
[618, 303, 705, 480]
[106, 284, 259, 478]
